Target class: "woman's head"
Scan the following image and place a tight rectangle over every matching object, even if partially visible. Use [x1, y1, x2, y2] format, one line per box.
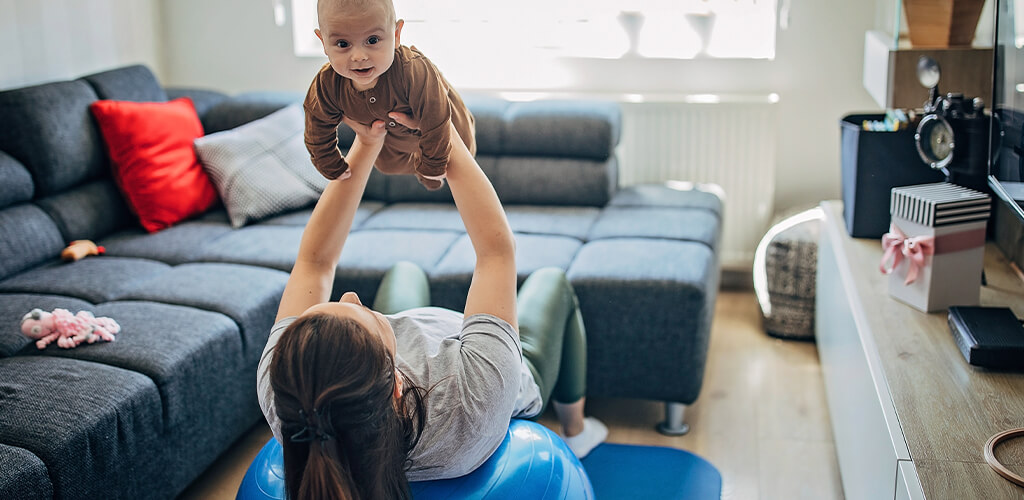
[269, 293, 422, 500]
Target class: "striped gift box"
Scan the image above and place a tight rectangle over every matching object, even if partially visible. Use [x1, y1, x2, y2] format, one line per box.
[889, 183, 990, 227]
[884, 183, 991, 312]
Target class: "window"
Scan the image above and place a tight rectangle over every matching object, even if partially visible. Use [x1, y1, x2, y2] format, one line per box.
[292, 0, 778, 87]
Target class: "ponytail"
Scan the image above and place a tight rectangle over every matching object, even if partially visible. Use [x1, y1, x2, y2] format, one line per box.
[288, 440, 352, 500]
[270, 313, 424, 500]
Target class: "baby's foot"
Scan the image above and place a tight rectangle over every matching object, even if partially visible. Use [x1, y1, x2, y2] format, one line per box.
[561, 417, 608, 459]
[417, 176, 444, 191]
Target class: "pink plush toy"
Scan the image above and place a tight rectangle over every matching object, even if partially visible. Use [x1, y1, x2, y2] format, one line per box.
[20, 308, 120, 349]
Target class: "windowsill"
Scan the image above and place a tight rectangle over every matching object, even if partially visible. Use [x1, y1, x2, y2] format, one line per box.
[291, 52, 779, 94]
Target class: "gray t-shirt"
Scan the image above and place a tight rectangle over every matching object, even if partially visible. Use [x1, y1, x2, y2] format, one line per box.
[257, 307, 543, 481]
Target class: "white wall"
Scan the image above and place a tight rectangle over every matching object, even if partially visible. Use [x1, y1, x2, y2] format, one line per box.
[4, 0, 882, 215]
[158, 0, 323, 93]
[0, 0, 162, 90]
[158, 0, 881, 214]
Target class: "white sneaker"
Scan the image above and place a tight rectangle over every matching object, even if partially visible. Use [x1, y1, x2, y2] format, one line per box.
[561, 417, 608, 459]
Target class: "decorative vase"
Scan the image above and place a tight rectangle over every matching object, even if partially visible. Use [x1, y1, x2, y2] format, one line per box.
[903, 0, 986, 47]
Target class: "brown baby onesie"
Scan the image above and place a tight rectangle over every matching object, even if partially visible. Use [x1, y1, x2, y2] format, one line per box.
[304, 45, 476, 190]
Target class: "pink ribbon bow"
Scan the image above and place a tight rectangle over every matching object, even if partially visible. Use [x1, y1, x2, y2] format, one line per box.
[879, 224, 934, 285]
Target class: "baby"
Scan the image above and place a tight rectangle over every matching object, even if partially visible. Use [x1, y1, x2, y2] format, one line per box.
[304, 0, 476, 190]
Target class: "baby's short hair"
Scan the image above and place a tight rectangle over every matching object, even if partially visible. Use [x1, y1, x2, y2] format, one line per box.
[318, 0, 396, 26]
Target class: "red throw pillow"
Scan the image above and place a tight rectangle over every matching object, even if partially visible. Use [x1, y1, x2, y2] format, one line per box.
[90, 98, 219, 232]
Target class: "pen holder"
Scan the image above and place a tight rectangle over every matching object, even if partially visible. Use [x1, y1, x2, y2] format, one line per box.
[840, 114, 946, 238]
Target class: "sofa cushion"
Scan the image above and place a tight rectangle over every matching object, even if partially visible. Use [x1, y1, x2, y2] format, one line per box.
[608, 183, 724, 215]
[90, 97, 219, 233]
[504, 100, 620, 160]
[34, 179, 134, 242]
[328, 230, 464, 302]
[459, 93, 509, 155]
[203, 91, 304, 134]
[38, 301, 246, 430]
[80, 64, 168, 102]
[495, 156, 616, 207]
[0, 356, 163, 499]
[360, 203, 464, 232]
[567, 238, 717, 402]
[257, 200, 386, 228]
[363, 167, 391, 202]
[0, 444, 51, 500]
[505, 205, 601, 240]
[430, 233, 583, 311]
[340, 230, 462, 269]
[166, 87, 231, 128]
[195, 226, 305, 271]
[100, 220, 234, 265]
[256, 207, 316, 227]
[0, 257, 172, 304]
[194, 207, 232, 224]
[587, 206, 720, 248]
[380, 156, 498, 203]
[0, 205, 65, 282]
[194, 104, 323, 228]
[0, 294, 94, 358]
[109, 263, 287, 359]
[384, 173, 455, 203]
[0, 152, 33, 209]
[0, 79, 106, 196]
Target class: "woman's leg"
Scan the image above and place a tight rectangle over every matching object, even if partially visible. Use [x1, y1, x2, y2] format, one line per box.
[550, 303, 588, 435]
[518, 267, 605, 456]
[373, 261, 431, 314]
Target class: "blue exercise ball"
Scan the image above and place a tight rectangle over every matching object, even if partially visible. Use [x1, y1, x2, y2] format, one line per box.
[236, 419, 594, 500]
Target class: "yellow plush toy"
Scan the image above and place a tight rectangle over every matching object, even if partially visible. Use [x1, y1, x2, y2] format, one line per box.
[61, 240, 105, 262]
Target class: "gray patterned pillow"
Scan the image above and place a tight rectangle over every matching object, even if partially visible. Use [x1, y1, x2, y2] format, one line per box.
[194, 104, 328, 228]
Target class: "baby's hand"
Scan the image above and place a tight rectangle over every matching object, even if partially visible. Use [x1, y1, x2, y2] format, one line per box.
[342, 116, 387, 147]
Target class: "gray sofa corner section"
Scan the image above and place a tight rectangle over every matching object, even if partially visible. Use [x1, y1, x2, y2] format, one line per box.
[0, 64, 723, 498]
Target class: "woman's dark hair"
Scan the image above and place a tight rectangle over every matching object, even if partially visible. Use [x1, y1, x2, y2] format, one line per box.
[269, 312, 425, 500]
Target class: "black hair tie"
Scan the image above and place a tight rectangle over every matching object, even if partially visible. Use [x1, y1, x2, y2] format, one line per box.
[288, 408, 336, 444]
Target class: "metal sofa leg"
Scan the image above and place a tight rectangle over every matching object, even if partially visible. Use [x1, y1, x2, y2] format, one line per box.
[656, 402, 690, 436]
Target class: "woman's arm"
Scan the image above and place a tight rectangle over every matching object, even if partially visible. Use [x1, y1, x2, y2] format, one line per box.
[390, 112, 517, 329]
[275, 119, 387, 322]
[447, 128, 517, 329]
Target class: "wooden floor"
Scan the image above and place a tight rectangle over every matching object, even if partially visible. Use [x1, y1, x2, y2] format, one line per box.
[178, 290, 844, 499]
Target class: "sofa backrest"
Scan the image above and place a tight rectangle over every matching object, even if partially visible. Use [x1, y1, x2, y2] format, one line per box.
[0, 66, 167, 281]
[0, 65, 623, 282]
[197, 90, 623, 208]
[369, 93, 621, 207]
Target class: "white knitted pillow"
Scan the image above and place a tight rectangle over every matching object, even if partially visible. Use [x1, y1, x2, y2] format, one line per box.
[194, 104, 327, 228]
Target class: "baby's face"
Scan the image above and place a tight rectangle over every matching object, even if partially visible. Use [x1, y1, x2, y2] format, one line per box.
[315, 2, 402, 91]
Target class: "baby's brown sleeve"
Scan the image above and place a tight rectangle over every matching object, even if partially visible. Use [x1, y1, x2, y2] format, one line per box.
[303, 67, 351, 180]
[406, 57, 453, 179]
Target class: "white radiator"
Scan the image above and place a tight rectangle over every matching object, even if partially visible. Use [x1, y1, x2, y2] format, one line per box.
[616, 97, 779, 269]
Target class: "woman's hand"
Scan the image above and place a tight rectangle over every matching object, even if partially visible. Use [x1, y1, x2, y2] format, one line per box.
[388, 112, 420, 131]
[342, 116, 388, 148]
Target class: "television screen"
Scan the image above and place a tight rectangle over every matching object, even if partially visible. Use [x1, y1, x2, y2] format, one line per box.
[992, 0, 1024, 220]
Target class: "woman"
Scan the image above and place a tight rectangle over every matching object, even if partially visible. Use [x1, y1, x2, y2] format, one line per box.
[257, 113, 606, 500]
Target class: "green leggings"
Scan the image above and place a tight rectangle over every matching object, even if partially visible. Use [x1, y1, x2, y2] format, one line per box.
[373, 262, 587, 407]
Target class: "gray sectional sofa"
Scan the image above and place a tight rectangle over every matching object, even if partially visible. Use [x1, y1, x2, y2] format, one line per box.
[0, 65, 723, 498]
